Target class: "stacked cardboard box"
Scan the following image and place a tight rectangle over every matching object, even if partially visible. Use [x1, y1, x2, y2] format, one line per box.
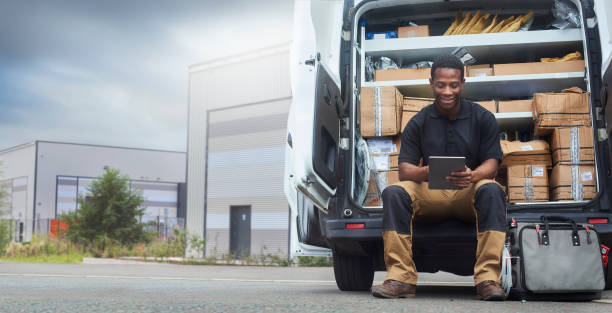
[497, 99, 532, 113]
[533, 87, 591, 136]
[551, 126, 594, 165]
[401, 97, 432, 131]
[397, 25, 429, 38]
[507, 164, 549, 203]
[375, 68, 431, 81]
[500, 140, 551, 168]
[550, 164, 596, 201]
[364, 136, 401, 206]
[549, 126, 596, 201]
[360, 86, 403, 137]
[493, 60, 585, 76]
[475, 100, 497, 113]
[467, 64, 493, 77]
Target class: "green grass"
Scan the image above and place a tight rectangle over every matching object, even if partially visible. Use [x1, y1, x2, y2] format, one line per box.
[0, 252, 90, 264]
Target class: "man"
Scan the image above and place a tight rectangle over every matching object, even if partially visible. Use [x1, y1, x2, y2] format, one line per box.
[371, 54, 507, 300]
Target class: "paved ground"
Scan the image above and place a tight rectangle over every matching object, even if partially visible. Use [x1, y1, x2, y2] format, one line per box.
[0, 261, 610, 313]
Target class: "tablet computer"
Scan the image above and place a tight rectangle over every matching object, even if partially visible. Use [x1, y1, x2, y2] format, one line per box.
[428, 156, 466, 190]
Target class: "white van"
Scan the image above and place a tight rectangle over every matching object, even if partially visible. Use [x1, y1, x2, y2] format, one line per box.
[285, 0, 612, 291]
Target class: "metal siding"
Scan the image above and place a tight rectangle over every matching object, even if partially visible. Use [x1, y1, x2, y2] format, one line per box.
[0, 143, 36, 240]
[188, 46, 291, 257]
[186, 70, 209, 253]
[207, 196, 288, 213]
[210, 98, 291, 123]
[34, 142, 185, 221]
[206, 229, 230, 256]
[208, 130, 286, 153]
[251, 230, 289, 256]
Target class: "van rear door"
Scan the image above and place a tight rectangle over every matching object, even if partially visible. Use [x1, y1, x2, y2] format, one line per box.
[596, 0, 612, 176]
[286, 0, 347, 212]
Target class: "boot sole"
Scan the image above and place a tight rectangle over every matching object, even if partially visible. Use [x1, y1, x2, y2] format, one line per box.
[372, 289, 416, 299]
[478, 293, 506, 301]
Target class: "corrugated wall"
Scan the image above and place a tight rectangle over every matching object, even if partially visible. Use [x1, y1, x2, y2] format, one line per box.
[186, 44, 292, 257]
[206, 98, 290, 257]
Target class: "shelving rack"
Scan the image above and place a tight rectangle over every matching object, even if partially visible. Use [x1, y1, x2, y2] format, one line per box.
[352, 7, 593, 207]
[359, 28, 587, 131]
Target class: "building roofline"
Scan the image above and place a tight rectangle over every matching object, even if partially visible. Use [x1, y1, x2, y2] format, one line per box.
[1, 140, 185, 155]
[189, 41, 292, 73]
[0, 141, 36, 155]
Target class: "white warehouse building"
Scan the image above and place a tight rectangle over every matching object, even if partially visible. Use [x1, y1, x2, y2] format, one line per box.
[186, 43, 294, 258]
[0, 141, 186, 242]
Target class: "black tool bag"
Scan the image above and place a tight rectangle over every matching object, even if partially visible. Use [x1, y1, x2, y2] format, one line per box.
[507, 216, 605, 301]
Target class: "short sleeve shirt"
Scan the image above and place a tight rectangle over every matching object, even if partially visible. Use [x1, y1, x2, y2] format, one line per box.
[398, 99, 502, 169]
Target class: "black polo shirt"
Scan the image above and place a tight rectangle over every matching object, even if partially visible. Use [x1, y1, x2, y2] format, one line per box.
[399, 98, 502, 169]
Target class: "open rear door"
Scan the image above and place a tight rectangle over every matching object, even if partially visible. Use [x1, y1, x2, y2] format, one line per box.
[596, 0, 612, 180]
[286, 0, 345, 211]
[285, 0, 348, 256]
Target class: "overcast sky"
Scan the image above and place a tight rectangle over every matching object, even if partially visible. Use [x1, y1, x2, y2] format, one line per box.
[0, 0, 294, 152]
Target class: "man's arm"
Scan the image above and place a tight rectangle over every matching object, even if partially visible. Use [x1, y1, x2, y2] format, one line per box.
[446, 158, 499, 188]
[399, 162, 428, 182]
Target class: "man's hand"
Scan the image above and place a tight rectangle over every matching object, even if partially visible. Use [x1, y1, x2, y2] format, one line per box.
[446, 166, 472, 188]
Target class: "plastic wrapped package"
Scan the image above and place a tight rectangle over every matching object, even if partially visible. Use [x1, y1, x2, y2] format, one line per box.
[376, 57, 399, 70]
[365, 56, 400, 82]
[551, 0, 580, 29]
[403, 61, 433, 69]
[365, 56, 375, 81]
[451, 47, 477, 65]
[354, 135, 375, 205]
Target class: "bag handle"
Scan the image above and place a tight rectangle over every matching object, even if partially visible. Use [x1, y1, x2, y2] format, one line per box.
[540, 216, 580, 246]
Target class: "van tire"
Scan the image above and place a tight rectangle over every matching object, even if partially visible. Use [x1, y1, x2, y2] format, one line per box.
[332, 252, 374, 291]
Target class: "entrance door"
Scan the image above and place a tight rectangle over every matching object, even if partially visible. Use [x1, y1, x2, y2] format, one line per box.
[229, 205, 251, 259]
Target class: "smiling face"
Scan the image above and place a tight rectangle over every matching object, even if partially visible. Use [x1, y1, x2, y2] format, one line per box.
[429, 67, 465, 116]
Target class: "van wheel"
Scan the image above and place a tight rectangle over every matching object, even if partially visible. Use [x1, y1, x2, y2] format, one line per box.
[332, 252, 374, 291]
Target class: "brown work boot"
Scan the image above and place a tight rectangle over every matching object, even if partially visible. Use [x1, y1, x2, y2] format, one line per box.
[371, 280, 416, 299]
[476, 280, 506, 301]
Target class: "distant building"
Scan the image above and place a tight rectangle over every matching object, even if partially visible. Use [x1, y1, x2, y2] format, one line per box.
[186, 43, 292, 258]
[0, 141, 186, 241]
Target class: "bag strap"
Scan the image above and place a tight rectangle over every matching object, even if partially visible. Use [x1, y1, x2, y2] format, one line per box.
[540, 216, 580, 246]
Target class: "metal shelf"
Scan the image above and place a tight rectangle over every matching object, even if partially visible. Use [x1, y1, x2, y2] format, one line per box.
[495, 112, 533, 130]
[363, 29, 583, 65]
[362, 72, 586, 98]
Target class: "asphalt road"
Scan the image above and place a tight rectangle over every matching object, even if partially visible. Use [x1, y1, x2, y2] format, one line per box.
[0, 261, 610, 313]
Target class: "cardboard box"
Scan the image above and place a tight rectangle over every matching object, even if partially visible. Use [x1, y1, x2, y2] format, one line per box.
[467, 64, 493, 77]
[360, 87, 403, 137]
[398, 25, 430, 38]
[372, 153, 399, 171]
[551, 127, 594, 165]
[401, 97, 432, 131]
[497, 99, 533, 113]
[550, 164, 596, 201]
[364, 169, 400, 206]
[476, 100, 497, 113]
[507, 165, 549, 202]
[375, 67, 431, 81]
[500, 140, 552, 167]
[533, 87, 591, 136]
[493, 60, 585, 76]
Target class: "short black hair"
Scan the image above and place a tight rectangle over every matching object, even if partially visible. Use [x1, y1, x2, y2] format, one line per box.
[430, 54, 464, 80]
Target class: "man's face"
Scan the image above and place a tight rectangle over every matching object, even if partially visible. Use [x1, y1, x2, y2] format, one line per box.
[429, 67, 464, 112]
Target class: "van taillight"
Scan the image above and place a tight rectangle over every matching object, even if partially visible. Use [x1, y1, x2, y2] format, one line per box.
[588, 218, 609, 224]
[346, 223, 365, 229]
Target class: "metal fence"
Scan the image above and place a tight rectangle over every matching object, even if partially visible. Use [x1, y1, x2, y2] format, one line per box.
[0, 216, 185, 242]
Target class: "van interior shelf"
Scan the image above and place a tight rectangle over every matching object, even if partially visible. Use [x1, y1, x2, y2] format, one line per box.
[362, 29, 583, 65]
[362, 72, 586, 99]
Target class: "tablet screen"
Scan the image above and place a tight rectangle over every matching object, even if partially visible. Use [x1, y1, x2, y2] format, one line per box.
[428, 156, 466, 190]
